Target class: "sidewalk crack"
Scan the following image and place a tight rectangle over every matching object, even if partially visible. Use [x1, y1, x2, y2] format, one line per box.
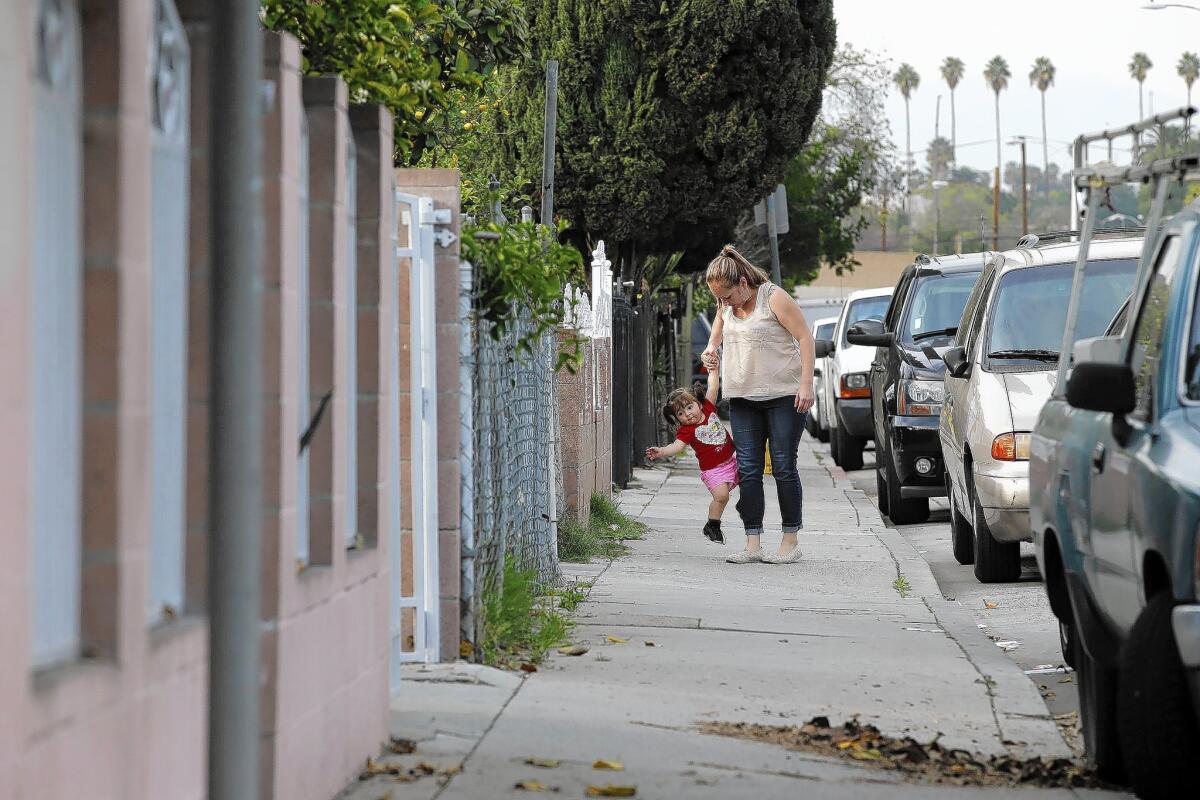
[431, 674, 526, 798]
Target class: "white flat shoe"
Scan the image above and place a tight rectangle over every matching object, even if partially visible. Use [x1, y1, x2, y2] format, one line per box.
[763, 545, 803, 564]
[726, 549, 764, 564]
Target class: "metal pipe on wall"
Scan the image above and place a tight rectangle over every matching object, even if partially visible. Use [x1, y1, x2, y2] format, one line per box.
[208, 1, 263, 798]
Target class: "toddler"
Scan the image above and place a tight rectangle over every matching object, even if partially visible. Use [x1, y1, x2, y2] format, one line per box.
[645, 365, 739, 544]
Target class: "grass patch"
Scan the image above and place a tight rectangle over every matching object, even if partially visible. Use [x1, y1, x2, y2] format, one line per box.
[557, 493, 648, 563]
[480, 557, 572, 668]
[892, 575, 912, 598]
[552, 582, 588, 612]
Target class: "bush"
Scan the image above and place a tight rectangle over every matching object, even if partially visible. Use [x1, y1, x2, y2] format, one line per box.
[557, 493, 647, 563]
[480, 557, 572, 667]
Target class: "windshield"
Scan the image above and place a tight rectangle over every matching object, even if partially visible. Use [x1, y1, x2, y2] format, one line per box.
[985, 258, 1137, 369]
[900, 270, 981, 346]
[842, 296, 891, 346]
[814, 322, 835, 341]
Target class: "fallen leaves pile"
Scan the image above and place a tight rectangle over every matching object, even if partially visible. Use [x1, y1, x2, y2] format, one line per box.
[514, 757, 636, 795]
[700, 717, 1107, 788]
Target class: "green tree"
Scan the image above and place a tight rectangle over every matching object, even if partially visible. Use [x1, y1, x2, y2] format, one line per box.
[1029, 57, 1055, 197]
[1178, 51, 1199, 141]
[893, 63, 920, 194]
[940, 57, 964, 165]
[1130, 51, 1154, 119]
[262, 0, 528, 165]
[926, 136, 953, 180]
[495, 0, 836, 272]
[983, 56, 1011, 176]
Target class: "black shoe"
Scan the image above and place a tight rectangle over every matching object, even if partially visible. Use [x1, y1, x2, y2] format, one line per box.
[702, 520, 725, 544]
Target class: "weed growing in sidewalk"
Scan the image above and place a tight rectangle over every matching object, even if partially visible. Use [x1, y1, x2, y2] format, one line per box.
[557, 493, 647, 562]
[554, 582, 587, 612]
[893, 575, 912, 598]
[480, 558, 572, 668]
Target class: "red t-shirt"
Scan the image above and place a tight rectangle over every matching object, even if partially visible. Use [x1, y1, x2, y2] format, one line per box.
[676, 399, 735, 471]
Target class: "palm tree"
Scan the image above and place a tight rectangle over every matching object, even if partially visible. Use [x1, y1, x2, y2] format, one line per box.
[1029, 57, 1055, 197]
[940, 57, 965, 166]
[1179, 51, 1199, 110]
[893, 63, 920, 198]
[983, 56, 1011, 173]
[1130, 52, 1153, 119]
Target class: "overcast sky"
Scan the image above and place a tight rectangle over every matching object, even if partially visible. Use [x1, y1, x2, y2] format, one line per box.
[833, 0, 1200, 174]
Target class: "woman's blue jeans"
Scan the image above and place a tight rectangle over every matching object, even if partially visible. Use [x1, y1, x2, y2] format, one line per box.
[729, 395, 807, 536]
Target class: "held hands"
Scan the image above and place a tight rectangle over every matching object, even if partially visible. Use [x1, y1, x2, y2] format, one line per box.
[794, 383, 815, 413]
[701, 347, 719, 371]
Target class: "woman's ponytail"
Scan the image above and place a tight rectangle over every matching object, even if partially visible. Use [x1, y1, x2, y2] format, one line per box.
[706, 244, 770, 289]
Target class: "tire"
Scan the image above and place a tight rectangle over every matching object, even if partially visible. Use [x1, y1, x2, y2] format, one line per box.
[1117, 592, 1200, 798]
[829, 422, 841, 461]
[885, 458, 930, 525]
[876, 468, 890, 517]
[1073, 615, 1124, 782]
[834, 425, 864, 471]
[969, 476, 1021, 583]
[947, 472, 974, 565]
[805, 412, 819, 439]
[816, 422, 830, 444]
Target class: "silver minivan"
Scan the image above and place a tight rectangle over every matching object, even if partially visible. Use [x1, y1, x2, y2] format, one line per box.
[939, 236, 1140, 583]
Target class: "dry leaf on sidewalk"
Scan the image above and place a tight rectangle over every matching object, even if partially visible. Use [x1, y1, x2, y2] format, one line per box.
[592, 759, 624, 770]
[983, 600, 999, 609]
[524, 757, 561, 768]
[389, 737, 417, 755]
[520, 662, 538, 673]
[605, 635, 629, 644]
[586, 785, 636, 797]
[643, 641, 656, 647]
[557, 644, 589, 656]
[514, 779, 556, 791]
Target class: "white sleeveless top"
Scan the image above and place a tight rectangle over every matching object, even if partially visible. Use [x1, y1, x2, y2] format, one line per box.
[720, 282, 805, 400]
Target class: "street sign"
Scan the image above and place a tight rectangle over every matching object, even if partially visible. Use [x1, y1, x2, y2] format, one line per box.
[753, 184, 789, 235]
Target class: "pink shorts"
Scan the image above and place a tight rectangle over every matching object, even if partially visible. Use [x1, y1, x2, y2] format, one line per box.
[700, 457, 740, 493]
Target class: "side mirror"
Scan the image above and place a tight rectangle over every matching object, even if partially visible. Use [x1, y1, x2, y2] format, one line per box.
[814, 339, 834, 358]
[1067, 362, 1136, 415]
[1073, 335, 1122, 366]
[846, 318, 893, 347]
[943, 346, 969, 378]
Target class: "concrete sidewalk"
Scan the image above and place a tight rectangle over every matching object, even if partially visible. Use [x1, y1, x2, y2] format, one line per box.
[344, 440, 1127, 799]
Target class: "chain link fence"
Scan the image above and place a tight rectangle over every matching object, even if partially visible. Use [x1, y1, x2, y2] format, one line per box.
[461, 299, 563, 650]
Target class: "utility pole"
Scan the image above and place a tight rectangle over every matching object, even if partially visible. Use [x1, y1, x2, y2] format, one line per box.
[540, 60, 559, 227]
[992, 167, 1000, 250]
[1010, 136, 1029, 235]
[209, 1, 263, 798]
[934, 96, 942, 255]
[765, 190, 783, 285]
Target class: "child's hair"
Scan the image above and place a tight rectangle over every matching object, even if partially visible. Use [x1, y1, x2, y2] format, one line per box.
[706, 244, 770, 290]
[662, 382, 709, 427]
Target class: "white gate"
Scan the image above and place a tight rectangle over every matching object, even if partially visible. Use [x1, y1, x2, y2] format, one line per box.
[391, 192, 441, 676]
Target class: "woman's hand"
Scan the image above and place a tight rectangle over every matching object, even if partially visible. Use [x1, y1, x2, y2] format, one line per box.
[645, 446, 663, 461]
[794, 383, 815, 413]
[701, 345, 719, 371]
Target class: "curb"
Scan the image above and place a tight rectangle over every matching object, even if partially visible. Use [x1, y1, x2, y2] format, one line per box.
[826, 462, 1072, 760]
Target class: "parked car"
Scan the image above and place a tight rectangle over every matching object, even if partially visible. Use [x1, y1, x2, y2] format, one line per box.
[814, 287, 893, 470]
[805, 316, 838, 443]
[939, 236, 1139, 582]
[690, 312, 714, 385]
[847, 253, 987, 524]
[1030, 212, 1200, 794]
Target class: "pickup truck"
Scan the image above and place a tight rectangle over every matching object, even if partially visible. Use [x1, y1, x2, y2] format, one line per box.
[1029, 200, 1200, 797]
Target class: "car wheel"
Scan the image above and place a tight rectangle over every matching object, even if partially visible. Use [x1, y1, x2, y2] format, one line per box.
[947, 472, 974, 565]
[1058, 620, 1075, 669]
[835, 426, 863, 471]
[885, 458, 930, 525]
[829, 423, 841, 461]
[1074, 619, 1125, 782]
[876, 468, 890, 517]
[816, 421, 830, 443]
[805, 412, 819, 439]
[969, 476, 1021, 582]
[1117, 592, 1200, 798]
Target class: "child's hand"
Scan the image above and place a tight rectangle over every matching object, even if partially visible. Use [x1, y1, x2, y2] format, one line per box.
[645, 446, 662, 461]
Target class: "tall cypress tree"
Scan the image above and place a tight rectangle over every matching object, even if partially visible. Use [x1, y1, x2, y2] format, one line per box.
[497, 0, 836, 271]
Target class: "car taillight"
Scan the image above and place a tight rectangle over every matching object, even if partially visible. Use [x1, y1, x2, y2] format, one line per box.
[840, 372, 870, 399]
[991, 432, 1032, 461]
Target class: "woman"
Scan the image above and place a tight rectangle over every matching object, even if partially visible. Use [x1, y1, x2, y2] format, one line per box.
[701, 245, 815, 564]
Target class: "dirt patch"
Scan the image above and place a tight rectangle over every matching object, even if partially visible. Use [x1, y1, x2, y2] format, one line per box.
[700, 717, 1110, 789]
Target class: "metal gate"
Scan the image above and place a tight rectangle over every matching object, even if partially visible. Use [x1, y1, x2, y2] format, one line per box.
[391, 192, 441, 676]
[611, 295, 634, 488]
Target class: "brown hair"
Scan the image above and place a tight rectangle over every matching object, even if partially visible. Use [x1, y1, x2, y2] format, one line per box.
[705, 244, 770, 290]
[662, 383, 707, 427]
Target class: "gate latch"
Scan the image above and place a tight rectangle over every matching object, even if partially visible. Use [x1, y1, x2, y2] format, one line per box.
[431, 207, 457, 249]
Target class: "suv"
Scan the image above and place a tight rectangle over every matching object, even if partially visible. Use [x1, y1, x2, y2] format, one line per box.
[848, 253, 987, 524]
[939, 237, 1139, 582]
[805, 315, 838, 443]
[815, 287, 893, 470]
[1030, 212, 1200, 794]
